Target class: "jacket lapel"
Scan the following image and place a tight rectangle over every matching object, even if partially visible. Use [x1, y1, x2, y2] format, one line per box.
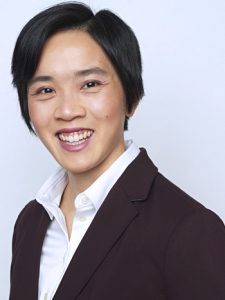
[53, 149, 158, 299]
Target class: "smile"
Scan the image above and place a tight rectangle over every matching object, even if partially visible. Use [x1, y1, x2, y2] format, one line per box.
[58, 130, 94, 145]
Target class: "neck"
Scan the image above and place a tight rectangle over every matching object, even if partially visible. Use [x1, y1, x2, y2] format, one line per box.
[64, 145, 126, 206]
[67, 170, 98, 198]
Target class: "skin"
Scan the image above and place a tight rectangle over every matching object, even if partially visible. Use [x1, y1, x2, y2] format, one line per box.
[27, 30, 136, 236]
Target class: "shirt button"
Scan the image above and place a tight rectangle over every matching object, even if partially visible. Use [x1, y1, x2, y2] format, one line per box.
[81, 196, 89, 205]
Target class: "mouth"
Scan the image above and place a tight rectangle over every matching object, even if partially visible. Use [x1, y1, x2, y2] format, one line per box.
[57, 129, 94, 145]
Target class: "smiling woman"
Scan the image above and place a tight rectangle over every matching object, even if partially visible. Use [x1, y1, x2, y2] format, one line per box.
[9, 2, 225, 300]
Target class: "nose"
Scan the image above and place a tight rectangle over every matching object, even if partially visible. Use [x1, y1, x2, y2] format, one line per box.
[54, 92, 86, 121]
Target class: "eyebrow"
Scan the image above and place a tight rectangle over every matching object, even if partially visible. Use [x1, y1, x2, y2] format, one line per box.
[28, 75, 53, 87]
[74, 67, 108, 78]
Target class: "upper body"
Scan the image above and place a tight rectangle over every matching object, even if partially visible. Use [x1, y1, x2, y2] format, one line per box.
[10, 2, 225, 300]
[10, 147, 225, 300]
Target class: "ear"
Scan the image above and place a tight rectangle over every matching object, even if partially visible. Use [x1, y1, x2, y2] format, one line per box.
[126, 99, 140, 118]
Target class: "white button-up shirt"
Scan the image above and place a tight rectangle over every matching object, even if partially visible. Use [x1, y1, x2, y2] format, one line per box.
[36, 140, 140, 300]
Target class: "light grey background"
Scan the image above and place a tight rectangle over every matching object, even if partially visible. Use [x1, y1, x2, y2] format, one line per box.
[1, 0, 225, 298]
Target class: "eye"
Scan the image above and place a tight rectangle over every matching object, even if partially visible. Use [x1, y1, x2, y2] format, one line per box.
[30, 87, 55, 97]
[29, 86, 56, 100]
[82, 81, 101, 90]
[38, 87, 54, 94]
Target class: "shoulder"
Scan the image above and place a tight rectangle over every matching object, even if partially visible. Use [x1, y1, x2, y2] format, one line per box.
[126, 149, 225, 238]
[11, 200, 49, 253]
[147, 172, 218, 227]
[13, 200, 46, 232]
[153, 172, 203, 210]
[138, 168, 225, 252]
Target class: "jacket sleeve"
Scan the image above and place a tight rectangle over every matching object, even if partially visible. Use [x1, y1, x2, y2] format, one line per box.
[10, 201, 37, 284]
[165, 208, 225, 299]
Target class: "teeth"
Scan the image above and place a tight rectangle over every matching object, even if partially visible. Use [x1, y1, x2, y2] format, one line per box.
[61, 135, 66, 141]
[58, 130, 93, 144]
[74, 134, 79, 142]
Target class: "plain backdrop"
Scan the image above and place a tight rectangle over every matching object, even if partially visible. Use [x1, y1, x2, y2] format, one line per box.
[1, 0, 225, 298]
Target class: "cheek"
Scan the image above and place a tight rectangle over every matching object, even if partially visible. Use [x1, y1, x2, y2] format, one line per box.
[104, 102, 126, 124]
[90, 96, 126, 123]
[95, 107, 125, 126]
[28, 102, 50, 131]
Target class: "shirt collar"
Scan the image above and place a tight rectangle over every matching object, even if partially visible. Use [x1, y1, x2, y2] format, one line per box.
[36, 140, 140, 219]
[35, 167, 68, 219]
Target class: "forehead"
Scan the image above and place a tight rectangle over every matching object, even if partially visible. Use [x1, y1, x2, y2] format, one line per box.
[36, 29, 112, 71]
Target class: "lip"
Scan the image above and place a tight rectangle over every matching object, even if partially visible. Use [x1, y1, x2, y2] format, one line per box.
[58, 137, 92, 152]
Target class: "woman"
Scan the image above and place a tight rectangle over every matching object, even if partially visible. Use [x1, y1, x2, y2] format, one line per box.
[10, 2, 225, 300]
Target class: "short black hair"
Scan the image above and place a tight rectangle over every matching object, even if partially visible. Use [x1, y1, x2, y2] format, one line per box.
[11, 1, 144, 132]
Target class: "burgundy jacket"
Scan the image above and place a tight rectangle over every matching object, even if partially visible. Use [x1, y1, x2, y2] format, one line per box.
[10, 149, 225, 299]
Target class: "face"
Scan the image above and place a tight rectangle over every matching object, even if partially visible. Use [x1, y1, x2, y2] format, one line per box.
[28, 30, 130, 180]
